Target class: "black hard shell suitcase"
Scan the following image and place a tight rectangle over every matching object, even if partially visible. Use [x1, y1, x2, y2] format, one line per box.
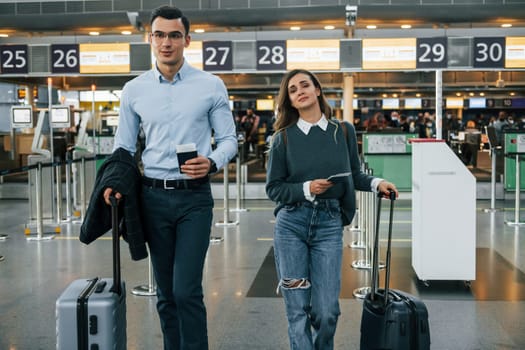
[56, 196, 127, 350]
[360, 192, 430, 350]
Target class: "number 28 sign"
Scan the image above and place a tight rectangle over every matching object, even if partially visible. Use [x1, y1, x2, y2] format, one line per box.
[257, 41, 286, 71]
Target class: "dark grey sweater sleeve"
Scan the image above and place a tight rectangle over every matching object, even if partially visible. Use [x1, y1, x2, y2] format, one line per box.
[265, 130, 306, 204]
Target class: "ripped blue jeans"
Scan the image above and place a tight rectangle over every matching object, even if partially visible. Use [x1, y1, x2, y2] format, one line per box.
[274, 199, 343, 350]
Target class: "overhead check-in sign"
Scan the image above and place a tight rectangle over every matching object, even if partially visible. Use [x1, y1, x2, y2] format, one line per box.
[51, 44, 80, 73]
[203, 41, 232, 71]
[0, 45, 28, 74]
[416, 37, 447, 69]
[257, 40, 286, 71]
[505, 37, 525, 68]
[184, 41, 203, 70]
[473, 37, 505, 68]
[362, 38, 417, 70]
[79, 43, 130, 74]
[286, 39, 340, 70]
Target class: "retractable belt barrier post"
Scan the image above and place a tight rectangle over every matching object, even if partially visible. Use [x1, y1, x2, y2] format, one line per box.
[55, 164, 63, 224]
[484, 126, 502, 213]
[132, 248, 157, 296]
[352, 168, 385, 299]
[350, 162, 366, 249]
[63, 152, 73, 221]
[233, 154, 248, 213]
[215, 162, 238, 227]
[352, 167, 374, 271]
[77, 156, 87, 223]
[27, 162, 54, 241]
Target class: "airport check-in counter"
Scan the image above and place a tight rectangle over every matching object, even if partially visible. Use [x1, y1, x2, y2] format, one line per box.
[362, 133, 417, 191]
[411, 139, 476, 282]
[503, 131, 525, 191]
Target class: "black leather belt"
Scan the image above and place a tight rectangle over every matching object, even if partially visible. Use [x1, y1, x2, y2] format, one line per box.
[143, 176, 209, 190]
[298, 199, 340, 209]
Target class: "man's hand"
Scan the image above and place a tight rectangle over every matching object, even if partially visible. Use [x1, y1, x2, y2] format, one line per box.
[309, 179, 334, 196]
[180, 155, 211, 179]
[103, 187, 122, 205]
[377, 181, 398, 199]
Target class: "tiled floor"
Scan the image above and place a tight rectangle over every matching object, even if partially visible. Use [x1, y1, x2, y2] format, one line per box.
[1, 184, 525, 349]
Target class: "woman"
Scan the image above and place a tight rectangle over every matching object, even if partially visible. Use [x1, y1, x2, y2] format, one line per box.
[266, 69, 398, 350]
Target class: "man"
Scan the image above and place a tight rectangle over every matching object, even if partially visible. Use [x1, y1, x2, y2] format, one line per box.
[103, 5, 237, 349]
[240, 108, 260, 158]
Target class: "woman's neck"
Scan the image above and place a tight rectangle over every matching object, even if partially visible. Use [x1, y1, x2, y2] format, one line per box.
[299, 106, 322, 124]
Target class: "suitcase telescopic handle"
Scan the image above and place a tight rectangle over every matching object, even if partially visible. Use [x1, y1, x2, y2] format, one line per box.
[370, 190, 396, 303]
[383, 190, 396, 307]
[109, 194, 122, 296]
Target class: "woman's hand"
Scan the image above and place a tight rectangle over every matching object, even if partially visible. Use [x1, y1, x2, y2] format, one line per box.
[377, 181, 398, 199]
[309, 179, 334, 196]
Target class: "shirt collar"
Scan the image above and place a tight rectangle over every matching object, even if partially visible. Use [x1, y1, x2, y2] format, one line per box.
[297, 114, 329, 135]
[154, 59, 189, 83]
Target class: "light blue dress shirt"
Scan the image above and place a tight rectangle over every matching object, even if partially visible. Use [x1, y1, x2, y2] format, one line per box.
[114, 60, 238, 180]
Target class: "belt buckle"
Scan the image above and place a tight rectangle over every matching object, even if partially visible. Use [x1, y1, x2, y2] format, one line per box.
[164, 179, 175, 190]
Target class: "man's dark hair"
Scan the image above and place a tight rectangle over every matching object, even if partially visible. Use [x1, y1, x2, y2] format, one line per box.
[150, 6, 190, 35]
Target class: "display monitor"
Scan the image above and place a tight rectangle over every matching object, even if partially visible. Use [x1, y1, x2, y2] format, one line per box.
[382, 98, 399, 109]
[51, 106, 71, 128]
[468, 97, 486, 108]
[11, 105, 33, 128]
[404, 98, 422, 109]
[446, 97, 464, 108]
[256, 99, 274, 111]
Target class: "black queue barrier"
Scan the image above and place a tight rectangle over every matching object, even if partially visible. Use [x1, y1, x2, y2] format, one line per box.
[0, 154, 106, 240]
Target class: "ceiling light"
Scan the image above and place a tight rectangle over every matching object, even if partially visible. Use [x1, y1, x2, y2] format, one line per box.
[501, 23, 512, 28]
[194, 28, 205, 33]
[469, 92, 475, 96]
[0, 34, 8, 38]
[290, 26, 301, 31]
[89, 31, 100, 36]
[324, 25, 335, 30]
[401, 24, 412, 29]
[456, 92, 462, 97]
[480, 92, 485, 96]
[416, 93, 421, 97]
[382, 93, 388, 98]
[121, 30, 132, 35]
[510, 92, 515, 96]
[366, 25, 377, 29]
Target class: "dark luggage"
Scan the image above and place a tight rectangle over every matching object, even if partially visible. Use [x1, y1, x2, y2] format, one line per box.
[56, 196, 126, 350]
[360, 191, 430, 350]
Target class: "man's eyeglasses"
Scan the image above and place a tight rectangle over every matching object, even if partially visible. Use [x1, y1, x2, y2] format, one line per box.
[151, 31, 184, 42]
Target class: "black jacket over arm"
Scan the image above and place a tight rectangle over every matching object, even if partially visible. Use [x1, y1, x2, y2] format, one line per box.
[80, 147, 148, 261]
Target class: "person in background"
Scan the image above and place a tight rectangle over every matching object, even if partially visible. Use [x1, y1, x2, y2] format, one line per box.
[240, 108, 261, 157]
[103, 5, 237, 349]
[493, 111, 509, 146]
[399, 114, 410, 132]
[266, 68, 398, 350]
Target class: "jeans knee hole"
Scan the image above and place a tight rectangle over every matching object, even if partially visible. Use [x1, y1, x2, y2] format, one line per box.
[281, 278, 311, 290]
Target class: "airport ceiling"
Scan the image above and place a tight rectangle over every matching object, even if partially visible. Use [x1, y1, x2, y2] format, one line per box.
[0, 2, 524, 36]
[0, 1, 525, 94]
